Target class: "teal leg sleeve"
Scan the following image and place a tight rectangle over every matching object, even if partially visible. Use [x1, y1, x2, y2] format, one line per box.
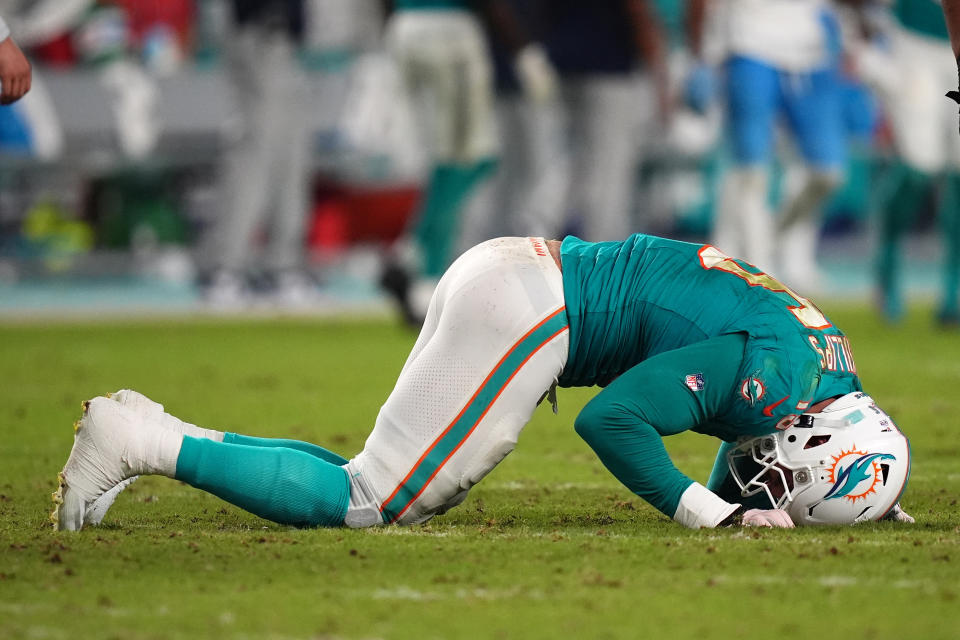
[939, 173, 960, 320]
[876, 164, 929, 321]
[222, 432, 349, 465]
[416, 159, 497, 277]
[174, 437, 349, 527]
[573, 333, 747, 519]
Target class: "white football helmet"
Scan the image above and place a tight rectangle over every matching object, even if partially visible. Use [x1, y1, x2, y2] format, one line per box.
[727, 392, 911, 526]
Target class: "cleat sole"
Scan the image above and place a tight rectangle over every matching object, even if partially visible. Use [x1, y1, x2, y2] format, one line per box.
[53, 400, 94, 531]
[50, 471, 66, 531]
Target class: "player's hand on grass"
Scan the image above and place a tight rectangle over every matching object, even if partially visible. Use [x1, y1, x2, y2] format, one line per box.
[0, 35, 31, 105]
[742, 508, 795, 528]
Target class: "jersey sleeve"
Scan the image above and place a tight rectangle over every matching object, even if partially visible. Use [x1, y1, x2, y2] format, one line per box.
[719, 333, 824, 435]
[573, 333, 748, 523]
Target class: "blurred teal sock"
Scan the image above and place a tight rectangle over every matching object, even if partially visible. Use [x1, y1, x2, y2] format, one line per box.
[222, 432, 348, 465]
[939, 173, 960, 320]
[416, 159, 496, 277]
[175, 436, 349, 527]
[877, 164, 928, 321]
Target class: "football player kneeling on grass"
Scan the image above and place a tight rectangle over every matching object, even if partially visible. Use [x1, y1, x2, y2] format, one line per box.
[52, 235, 914, 531]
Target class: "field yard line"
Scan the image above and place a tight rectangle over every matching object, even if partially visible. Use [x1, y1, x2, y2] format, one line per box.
[707, 574, 940, 591]
[368, 585, 545, 601]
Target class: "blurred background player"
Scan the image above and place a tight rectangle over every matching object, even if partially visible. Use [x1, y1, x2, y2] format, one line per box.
[73, 2, 161, 160]
[379, 0, 500, 325]
[0, 0, 156, 163]
[200, 0, 317, 308]
[540, 0, 669, 242]
[455, 0, 559, 249]
[857, 1, 960, 324]
[460, 0, 670, 254]
[0, 1, 91, 162]
[380, 0, 556, 325]
[689, 0, 848, 293]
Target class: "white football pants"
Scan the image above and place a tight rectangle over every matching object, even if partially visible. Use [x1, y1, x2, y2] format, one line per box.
[346, 237, 568, 525]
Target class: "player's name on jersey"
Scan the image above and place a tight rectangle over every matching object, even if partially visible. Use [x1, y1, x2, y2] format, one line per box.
[807, 334, 857, 375]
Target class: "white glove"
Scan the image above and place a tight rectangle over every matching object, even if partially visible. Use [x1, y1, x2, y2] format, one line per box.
[514, 44, 558, 104]
[882, 503, 915, 523]
[742, 508, 795, 528]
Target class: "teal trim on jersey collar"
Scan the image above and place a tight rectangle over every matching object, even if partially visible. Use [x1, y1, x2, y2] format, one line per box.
[395, 0, 471, 11]
[380, 307, 568, 524]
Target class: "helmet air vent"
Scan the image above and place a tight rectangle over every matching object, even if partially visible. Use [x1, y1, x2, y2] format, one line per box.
[803, 434, 832, 449]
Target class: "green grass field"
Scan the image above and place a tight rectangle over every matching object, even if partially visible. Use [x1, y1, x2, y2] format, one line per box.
[1, 305, 958, 640]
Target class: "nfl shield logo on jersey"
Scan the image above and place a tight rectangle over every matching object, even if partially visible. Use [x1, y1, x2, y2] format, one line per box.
[685, 373, 705, 391]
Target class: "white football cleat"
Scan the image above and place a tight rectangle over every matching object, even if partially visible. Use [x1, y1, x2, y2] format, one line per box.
[110, 388, 166, 417]
[109, 388, 221, 438]
[82, 389, 226, 525]
[52, 396, 179, 531]
[78, 390, 164, 525]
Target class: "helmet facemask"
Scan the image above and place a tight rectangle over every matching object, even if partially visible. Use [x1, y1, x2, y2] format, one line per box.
[728, 435, 805, 510]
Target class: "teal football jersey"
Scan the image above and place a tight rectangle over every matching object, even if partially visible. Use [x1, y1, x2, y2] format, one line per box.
[559, 234, 861, 441]
[893, 0, 950, 40]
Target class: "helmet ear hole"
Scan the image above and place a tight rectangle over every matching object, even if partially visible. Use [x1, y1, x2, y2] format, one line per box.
[880, 463, 891, 485]
[803, 434, 832, 449]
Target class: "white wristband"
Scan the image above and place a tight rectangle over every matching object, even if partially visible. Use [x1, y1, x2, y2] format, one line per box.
[0, 17, 10, 43]
[673, 482, 740, 529]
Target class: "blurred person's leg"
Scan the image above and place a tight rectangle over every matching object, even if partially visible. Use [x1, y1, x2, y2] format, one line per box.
[876, 29, 945, 321]
[776, 66, 845, 294]
[938, 31, 960, 326]
[458, 93, 527, 251]
[202, 26, 280, 303]
[412, 15, 498, 278]
[712, 56, 778, 272]
[876, 165, 928, 322]
[383, 11, 499, 323]
[462, 93, 568, 246]
[516, 98, 569, 239]
[940, 174, 960, 324]
[776, 166, 842, 296]
[259, 36, 315, 303]
[565, 73, 648, 242]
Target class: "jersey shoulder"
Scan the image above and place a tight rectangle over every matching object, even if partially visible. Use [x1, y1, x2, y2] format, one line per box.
[722, 327, 860, 435]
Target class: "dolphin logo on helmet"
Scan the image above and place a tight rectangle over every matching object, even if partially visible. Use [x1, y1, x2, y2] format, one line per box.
[824, 452, 897, 501]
